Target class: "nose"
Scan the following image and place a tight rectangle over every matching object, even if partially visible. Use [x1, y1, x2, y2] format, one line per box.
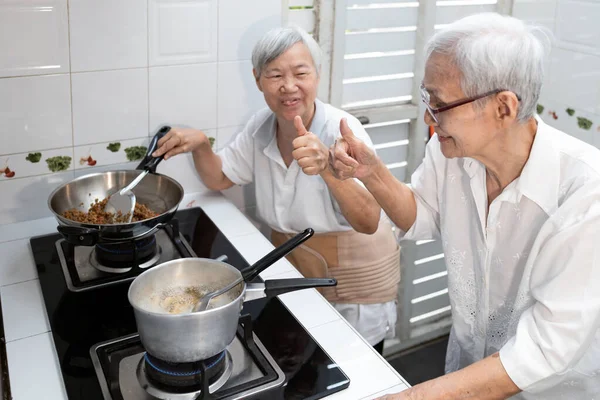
[280, 76, 298, 93]
[423, 108, 438, 127]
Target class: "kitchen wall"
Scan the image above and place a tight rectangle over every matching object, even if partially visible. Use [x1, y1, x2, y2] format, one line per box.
[513, 0, 600, 145]
[0, 0, 282, 225]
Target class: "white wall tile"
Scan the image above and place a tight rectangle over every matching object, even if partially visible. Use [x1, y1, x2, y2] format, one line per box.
[544, 48, 600, 115]
[218, 0, 282, 62]
[512, 0, 557, 31]
[149, 0, 217, 66]
[1, 279, 50, 342]
[0, 74, 72, 155]
[0, 171, 74, 225]
[0, 147, 73, 181]
[217, 125, 244, 150]
[69, 0, 147, 72]
[7, 333, 68, 400]
[73, 137, 150, 170]
[149, 64, 218, 132]
[0, 0, 69, 78]
[72, 69, 149, 146]
[0, 239, 38, 287]
[555, 0, 600, 50]
[218, 61, 267, 127]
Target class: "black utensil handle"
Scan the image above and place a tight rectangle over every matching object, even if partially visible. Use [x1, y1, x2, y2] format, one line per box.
[242, 228, 314, 282]
[137, 125, 171, 173]
[57, 226, 99, 246]
[264, 278, 337, 298]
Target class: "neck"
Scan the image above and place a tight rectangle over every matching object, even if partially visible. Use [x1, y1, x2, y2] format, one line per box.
[474, 118, 537, 190]
[276, 102, 317, 141]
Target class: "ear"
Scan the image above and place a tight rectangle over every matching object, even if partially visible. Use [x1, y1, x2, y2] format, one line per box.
[496, 91, 519, 122]
[253, 69, 263, 92]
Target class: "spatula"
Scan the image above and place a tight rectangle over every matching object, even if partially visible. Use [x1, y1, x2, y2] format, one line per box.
[104, 126, 171, 223]
[191, 276, 243, 312]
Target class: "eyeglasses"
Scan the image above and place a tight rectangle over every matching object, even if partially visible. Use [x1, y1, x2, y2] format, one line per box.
[420, 83, 521, 124]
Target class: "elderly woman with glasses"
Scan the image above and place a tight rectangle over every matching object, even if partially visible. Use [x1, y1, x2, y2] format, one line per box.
[331, 12, 600, 400]
[152, 26, 401, 354]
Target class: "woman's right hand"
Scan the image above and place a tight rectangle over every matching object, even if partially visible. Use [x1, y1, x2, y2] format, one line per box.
[152, 128, 210, 160]
[330, 118, 380, 181]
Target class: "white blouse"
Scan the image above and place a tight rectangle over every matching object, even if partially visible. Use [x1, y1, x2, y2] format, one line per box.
[218, 99, 397, 346]
[219, 98, 375, 234]
[401, 118, 600, 399]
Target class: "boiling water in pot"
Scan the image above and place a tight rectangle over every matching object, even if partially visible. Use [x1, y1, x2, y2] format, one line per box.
[143, 283, 242, 314]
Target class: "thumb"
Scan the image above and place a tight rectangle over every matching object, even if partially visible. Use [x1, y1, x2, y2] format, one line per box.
[294, 115, 309, 136]
[340, 118, 356, 142]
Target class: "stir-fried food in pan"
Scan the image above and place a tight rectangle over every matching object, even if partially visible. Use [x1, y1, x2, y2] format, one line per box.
[62, 198, 158, 224]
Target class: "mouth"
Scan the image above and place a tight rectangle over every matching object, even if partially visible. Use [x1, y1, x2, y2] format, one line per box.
[437, 134, 452, 142]
[281, 98, 301, 107]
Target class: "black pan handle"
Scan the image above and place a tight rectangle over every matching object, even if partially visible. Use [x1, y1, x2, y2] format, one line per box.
[57, 226, 99, 246]
[136, 125, 171, 173]
[241, 228, 314, 282]
[264, 278, 337, 298]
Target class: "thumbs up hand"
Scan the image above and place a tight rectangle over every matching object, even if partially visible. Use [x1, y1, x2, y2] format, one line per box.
[292, 116, 330, 176]
[329, 118, 378, 180]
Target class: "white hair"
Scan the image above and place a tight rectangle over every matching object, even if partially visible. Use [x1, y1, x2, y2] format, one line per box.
[252, 26, 322, 78]
[425, 12, 552, 122]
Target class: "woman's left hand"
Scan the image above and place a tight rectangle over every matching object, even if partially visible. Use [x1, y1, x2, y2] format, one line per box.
[292, 116, 330, 175]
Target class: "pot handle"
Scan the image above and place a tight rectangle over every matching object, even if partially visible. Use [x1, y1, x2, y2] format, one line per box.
[57, 226, 99, 246]
[136, 125, 171, 173]
[264, 278, 337, 298]
[241, 228, 314, 282]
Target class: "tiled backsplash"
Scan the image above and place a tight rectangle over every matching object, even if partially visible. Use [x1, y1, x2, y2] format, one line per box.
[513, 0, 600, 143]
[0, 0, 280, 225]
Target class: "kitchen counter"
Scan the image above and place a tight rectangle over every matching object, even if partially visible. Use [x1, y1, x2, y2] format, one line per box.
[0, 190, 410, 400]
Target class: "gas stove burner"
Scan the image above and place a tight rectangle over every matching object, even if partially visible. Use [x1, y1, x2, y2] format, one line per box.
[137, 350, 233, 399]
[91, 236, 161, 273]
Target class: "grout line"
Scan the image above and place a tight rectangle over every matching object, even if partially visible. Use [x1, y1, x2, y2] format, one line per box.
[66, 0, 75, 151]
[1, 278, 39, 289]
[5, 330, 51, 345]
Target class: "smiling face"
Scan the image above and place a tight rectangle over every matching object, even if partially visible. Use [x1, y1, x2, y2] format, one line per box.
[422, 52, 502, 159]
[254, 42, 320, 124]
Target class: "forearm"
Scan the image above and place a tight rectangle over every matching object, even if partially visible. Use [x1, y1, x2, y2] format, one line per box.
[404, 353, 520, 400]
[321, 169, 381, 234]
[360, 159, 417, 232]
[191, 146, 234, 191]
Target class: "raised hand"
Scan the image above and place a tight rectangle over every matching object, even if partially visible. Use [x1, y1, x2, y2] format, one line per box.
[329, 118, 379, 180]
[152, 128, 210, 160]
[292, 115, 330, 175]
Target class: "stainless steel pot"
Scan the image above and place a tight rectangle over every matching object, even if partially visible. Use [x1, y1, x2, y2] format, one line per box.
[128, 229, 337, 363]
[47, 126, 184, 245]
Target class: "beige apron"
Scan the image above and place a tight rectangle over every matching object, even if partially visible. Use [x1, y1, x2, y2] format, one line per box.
[271, 217, 401, 304]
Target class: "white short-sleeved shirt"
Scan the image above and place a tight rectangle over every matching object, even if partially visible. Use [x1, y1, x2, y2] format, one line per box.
[219, 98, 375, 234]
[218, 99, 397, 345]
[401, 117, 600, 399]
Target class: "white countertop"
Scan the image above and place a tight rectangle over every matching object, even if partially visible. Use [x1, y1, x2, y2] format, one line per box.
[0, 190, 410, 400]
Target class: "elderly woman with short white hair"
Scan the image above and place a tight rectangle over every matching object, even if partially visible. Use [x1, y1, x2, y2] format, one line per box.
[329, 12, 600, 400]
[152, 26, 401, 354]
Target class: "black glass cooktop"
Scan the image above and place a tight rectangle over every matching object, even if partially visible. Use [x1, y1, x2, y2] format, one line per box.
[31, 207, 350, 399]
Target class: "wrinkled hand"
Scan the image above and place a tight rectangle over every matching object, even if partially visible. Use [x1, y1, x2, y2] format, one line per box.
[152, 128, 210, 160]
[374, 394, 408, 400]
[292, 116, 330, 175]
[329, 118, 379, 180]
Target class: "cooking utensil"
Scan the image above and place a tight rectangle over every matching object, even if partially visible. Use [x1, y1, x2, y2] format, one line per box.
[48, 126, 183, 246]
[191, 275, 243, 313]
[104, 128, 168, 223]
[128, 228, 338, 363]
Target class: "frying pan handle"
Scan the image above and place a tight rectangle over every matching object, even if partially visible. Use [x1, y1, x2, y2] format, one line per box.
[264, 278, 337, 298]
[241, 228, 314, 282]
[137, 125, 171, 173]
[57, 226, 99, 246]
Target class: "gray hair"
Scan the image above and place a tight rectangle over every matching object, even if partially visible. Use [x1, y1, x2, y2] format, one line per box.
[252, 26, 322, 78]
[425, 12, 552, 123]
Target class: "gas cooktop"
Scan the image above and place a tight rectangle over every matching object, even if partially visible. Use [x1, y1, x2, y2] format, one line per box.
[30, 207, 350, 399]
